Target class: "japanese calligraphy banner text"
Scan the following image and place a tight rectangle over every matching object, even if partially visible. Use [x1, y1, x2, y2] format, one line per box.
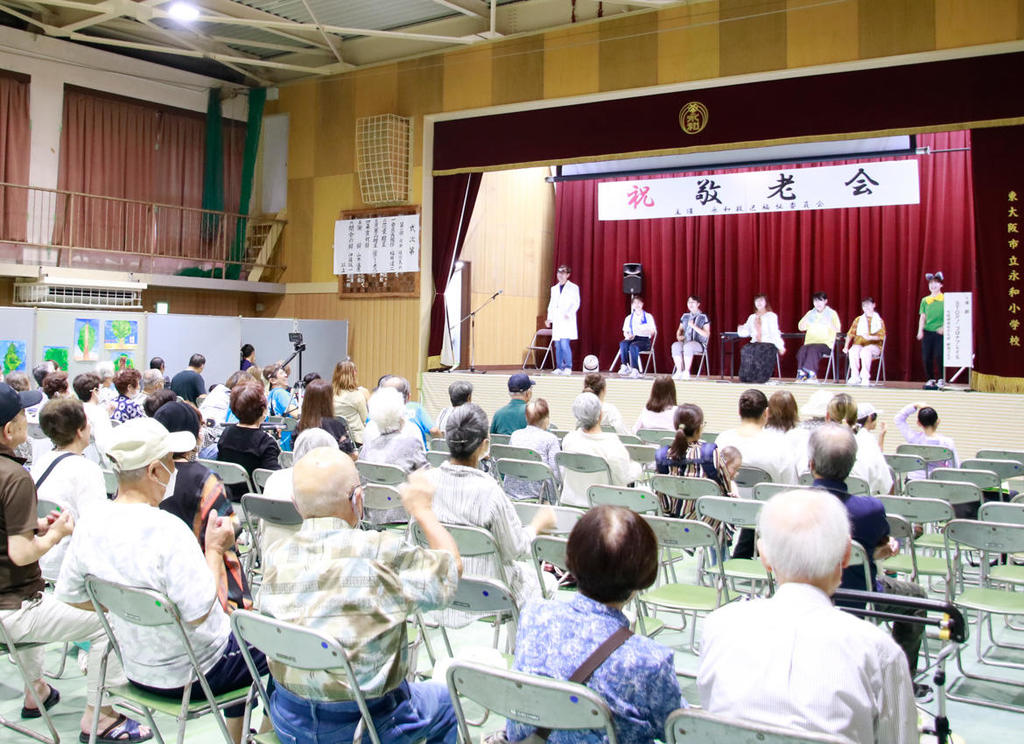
[943, 292, 973, 368]
[333, 214, 420, 276]
[597, 160, 920, 221]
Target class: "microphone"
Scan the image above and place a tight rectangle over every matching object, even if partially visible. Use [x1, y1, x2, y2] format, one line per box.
[491, 289, 504, 300]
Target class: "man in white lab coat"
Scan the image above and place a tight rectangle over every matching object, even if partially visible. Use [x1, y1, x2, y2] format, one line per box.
[546, 265, 580, 375]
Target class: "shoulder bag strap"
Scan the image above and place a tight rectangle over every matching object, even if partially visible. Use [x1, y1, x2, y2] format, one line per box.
[528, 626, 633, 743]
[34, 452, 76, 490]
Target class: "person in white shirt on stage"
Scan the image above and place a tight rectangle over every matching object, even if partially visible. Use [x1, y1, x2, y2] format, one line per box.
[698, 488, 917, 744]
[671, 295, 711, 380]
[546, 264, 580, 375]
[736, 294, 784, 383]
[795, 291, 842, 382]
[844, 297, 886, 386]
[618, 295, 656, 379]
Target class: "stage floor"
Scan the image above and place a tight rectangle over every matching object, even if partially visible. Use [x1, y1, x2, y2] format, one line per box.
[420, 369, 1024, 459]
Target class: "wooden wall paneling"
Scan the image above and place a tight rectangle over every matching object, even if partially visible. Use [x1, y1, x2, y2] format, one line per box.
[543, 25, 601, 99]
[718, 0, 788, 77]
[785, 0, 859, 68]
[657, 2, 721, 85]
[491, 35, 545, 106]
[599, 11, 660, 93]
[858, 0, 936, 59]
[442, 45, 494, 112]
[934, 0, 1020, 49]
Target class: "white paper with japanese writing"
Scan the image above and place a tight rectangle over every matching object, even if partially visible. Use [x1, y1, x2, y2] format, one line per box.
[333, 215, 420, 275]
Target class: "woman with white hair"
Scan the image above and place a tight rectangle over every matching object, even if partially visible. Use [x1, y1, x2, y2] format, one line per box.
[94, 360, 117, 407]
[559, 392, 643, 508]
[427, 403, 556, 627]
[358, 387, 427, 473]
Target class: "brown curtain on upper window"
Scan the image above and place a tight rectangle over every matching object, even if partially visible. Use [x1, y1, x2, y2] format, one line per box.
[55, 87, 243, 268]
[0, 71, 30, 242]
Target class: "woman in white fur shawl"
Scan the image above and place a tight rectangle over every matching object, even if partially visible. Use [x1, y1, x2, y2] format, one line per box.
[843, 297, 886, 386]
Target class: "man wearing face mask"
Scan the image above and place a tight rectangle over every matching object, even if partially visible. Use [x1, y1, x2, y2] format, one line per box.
[155, 400, 252, 613]
[55, 418, 270, 744]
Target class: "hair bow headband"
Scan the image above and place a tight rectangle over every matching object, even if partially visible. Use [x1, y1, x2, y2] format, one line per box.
[925, 271, 944, 282]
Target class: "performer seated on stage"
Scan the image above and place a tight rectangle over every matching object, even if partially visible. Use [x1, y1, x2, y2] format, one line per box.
[671, 295, 710, 381]
[795, 292, 841, 382]
[843, 297, 886, 386]
[736, 294, 784, 384]
[618, 295, 656, 379]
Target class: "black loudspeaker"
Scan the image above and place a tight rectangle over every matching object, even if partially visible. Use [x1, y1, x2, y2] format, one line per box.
[623, 263, 643, 295]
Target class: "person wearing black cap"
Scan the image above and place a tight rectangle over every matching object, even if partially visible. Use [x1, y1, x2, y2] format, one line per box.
[916, 272, 945, 389]
[491, 373, 535, 436]
[155, 401, 252, 614]
[0, 382, 152, 742]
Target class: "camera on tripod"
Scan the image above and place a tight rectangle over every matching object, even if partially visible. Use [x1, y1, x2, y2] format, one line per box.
[288, 332, 306, 353]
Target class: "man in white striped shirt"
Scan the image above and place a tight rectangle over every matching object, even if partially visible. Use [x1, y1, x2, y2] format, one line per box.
[697, 488, 917, 744]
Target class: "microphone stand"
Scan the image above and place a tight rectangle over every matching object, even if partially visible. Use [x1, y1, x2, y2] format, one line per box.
[460, 289, 503, 373]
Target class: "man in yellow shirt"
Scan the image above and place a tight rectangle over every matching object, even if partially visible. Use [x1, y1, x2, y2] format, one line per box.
[796, 292, 842, 382]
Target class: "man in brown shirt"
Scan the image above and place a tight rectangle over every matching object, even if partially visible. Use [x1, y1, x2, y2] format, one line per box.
[0, 383, 151, 742]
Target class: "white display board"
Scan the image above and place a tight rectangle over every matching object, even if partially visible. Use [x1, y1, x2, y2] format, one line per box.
[146, 314, 243, 388]
[333, 214, 420, 275]
[598, 159, 920, 221]
[943, 292, 973, 368]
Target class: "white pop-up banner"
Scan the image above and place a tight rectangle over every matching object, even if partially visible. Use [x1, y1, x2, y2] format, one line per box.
[597, 159, 920, 221]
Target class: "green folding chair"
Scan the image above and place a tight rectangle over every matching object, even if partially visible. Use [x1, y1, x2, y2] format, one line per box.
[696, 496, 772, 596]
[931, 467, 1001, 493]
[884, 453, 926, 495]
[429, 438, 450, 453]
[102, 468, 118, 497]
[512, 502, 582, 536]
[975, 449, 1024, 467]
[617, 433, 643, 445]
[83, 576, 252, 744]
[0, 614, 60, 744]
[425, 451, 448, 468]
[531, 534, 571, 599]
[587, 484, 660, 514]
[624, 443, 659, 469]
[361, 483, 408, 529]
[650, 474, 721, 514]
[251, 468, 275, 494]
[355, 460, 406, 486]
[906, 480, 982, 554]
[447, 660, 618, 744]
[637, 428, 673, 444]
[490, 433, 511, 445]
[665, 708, 845, 743]
[496, 458, 559, 504]
[278, 451, 293, 468]
[845, 475, 870, 496]
[198, 458, 254, 495]
[897, 443, 955, 466]
[490, 444, 541, 463]
[751, 483, 818, 501]
[877, 496, 954, 582]
[556, 451, 613, 507]
[733, 465, 771, 490]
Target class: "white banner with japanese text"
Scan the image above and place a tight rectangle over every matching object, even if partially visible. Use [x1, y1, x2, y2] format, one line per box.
[333, 214, 420, 275]
[943, 292, 973, 368]
[597, 160, 920, 221]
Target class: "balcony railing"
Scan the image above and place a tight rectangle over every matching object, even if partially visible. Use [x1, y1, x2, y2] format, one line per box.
[0, 182, 286, 279]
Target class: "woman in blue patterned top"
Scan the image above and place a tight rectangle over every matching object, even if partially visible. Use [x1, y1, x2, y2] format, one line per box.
[507, 505, 684, 744]
[110, 369, 145, 424]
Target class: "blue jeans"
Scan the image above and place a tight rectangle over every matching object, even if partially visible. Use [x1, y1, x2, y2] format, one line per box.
[554, 338, 572, 370]
[270, 680, 457, 744]
[619, 336, 651, 370]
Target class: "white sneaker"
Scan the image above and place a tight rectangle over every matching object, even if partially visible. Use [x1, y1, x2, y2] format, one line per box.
[936, 378, 947, 389]
[860, 377, 871, 387]
[681, 370, 691, 380]
[560, 368, 571, 375]
[848, 375, 860, 386]
[672, 371, 684, 381]
[618, 366, 631, 377]
[629, 368, 640, 379]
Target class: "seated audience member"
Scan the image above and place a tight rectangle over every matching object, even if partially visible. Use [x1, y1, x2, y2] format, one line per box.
[26, 363, 56, 425]
[716, 389, 798, 559]
[360, 387, 427, 473]
[143, 388, 178, 417]
[155, 401, 251, 613]
[506, 398, 561, 502]
[765, 390, 799, 436]
[56, 418, 268, 744]
[0, 382, 153, 743]
[264, 363, 296, 450]
[426, 404, 555, 627]
[295, 379, 356, 456]
[95, 361, 117, 406]
[698, 488, 916, 744]
[331, 360, 370, 445]
[718, 446, 743, 496]
[240, 344, 256, 372]
[807, 425, 928, 694]
[618, 295, 657, 378]
[561, 393, 642, 508]
[582, 372, 626, 434]
[435, 380, 472, 436]
[894, 402, 959, 479]
[844, 297, 886, 386]
[150, 356, 170, 388]
[364, 375, 436, 448]
[73, 372, 113, 461]
[671, 295, 711, 380]
[857, 402, 888, 451]
[736, 294, 785, 383]
[5, 372, 34, 461]
[5, 371, 30, 393]
[217, 383, 282, 501]
[41, 371, 69, 400]
[490, 373, 534, 436]
[137, 369, 164, 407]
[795, 291, 841, 382]
[259, 452, 462, 744]
[508, 505, 682, 744]
[632, 374, 678, 433]
[33, 397, 107, 580]
[169, 353, 207, 404]
[111, 369, 146, 424]
[826, 394, 892, 495]
[200, 371, 245, 426]
[655, 404, 729, 518]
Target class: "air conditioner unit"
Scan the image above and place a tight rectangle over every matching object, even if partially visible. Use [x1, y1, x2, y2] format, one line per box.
[13, 280, 145, 309]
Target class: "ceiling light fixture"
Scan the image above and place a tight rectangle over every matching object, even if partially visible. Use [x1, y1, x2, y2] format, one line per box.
[167, 1, 200, 22]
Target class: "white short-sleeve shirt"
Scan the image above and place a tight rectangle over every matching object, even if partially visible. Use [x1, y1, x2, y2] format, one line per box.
[55, 501, 230, 688]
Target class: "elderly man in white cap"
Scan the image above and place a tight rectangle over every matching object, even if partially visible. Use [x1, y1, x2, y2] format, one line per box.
[55, 418, 269, 744]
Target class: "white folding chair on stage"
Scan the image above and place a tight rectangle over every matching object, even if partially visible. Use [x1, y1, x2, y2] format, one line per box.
[448, 660, 618, 744]
[665, 708, 845, 743]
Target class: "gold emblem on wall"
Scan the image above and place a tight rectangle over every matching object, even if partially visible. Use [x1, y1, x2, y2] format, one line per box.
[679, 101, 709, 135]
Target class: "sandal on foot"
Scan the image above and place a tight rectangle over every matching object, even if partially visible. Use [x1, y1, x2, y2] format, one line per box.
[21, 684, 59, 719]
[79, 713, 153, 743]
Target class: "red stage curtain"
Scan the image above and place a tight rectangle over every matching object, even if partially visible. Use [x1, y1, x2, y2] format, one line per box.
[429, 172, 482, 358]
[0, 71, 29, 242]
[552, 132, 974, 382]
[970, 125, 1024, 382]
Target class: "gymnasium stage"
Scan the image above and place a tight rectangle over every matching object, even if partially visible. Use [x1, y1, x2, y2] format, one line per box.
[420, 370, 1024, 459]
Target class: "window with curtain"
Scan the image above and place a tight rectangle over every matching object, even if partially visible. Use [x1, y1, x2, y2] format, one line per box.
[54, 87, 243, 267]
[0, 70, 30, 243]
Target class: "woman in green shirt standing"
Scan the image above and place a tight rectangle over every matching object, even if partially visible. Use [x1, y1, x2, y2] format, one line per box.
[916, 271, 945, 389]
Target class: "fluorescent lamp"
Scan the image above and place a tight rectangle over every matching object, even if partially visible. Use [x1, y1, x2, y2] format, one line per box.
[168, 2, 200, 22]
[155, 302, 169, 315]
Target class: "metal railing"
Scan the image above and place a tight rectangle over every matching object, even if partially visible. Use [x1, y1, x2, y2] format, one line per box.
[0, 182, 286, 278]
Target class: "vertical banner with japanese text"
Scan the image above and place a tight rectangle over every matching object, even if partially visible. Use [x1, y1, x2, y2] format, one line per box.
[970, 126, 1024, 380]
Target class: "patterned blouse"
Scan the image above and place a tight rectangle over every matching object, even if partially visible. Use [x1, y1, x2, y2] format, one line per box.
[507, 594, 684, 744]
[111, 395, 145, 424]
[505, 425, 561, 502]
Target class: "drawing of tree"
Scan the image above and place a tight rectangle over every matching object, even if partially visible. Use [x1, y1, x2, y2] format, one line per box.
[77, 323, 96, 356]
[43, 347, 69, 371]
[110, 320, 133, 344]
[3, 343, 21, 375]
[114, 354, 135, 372]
